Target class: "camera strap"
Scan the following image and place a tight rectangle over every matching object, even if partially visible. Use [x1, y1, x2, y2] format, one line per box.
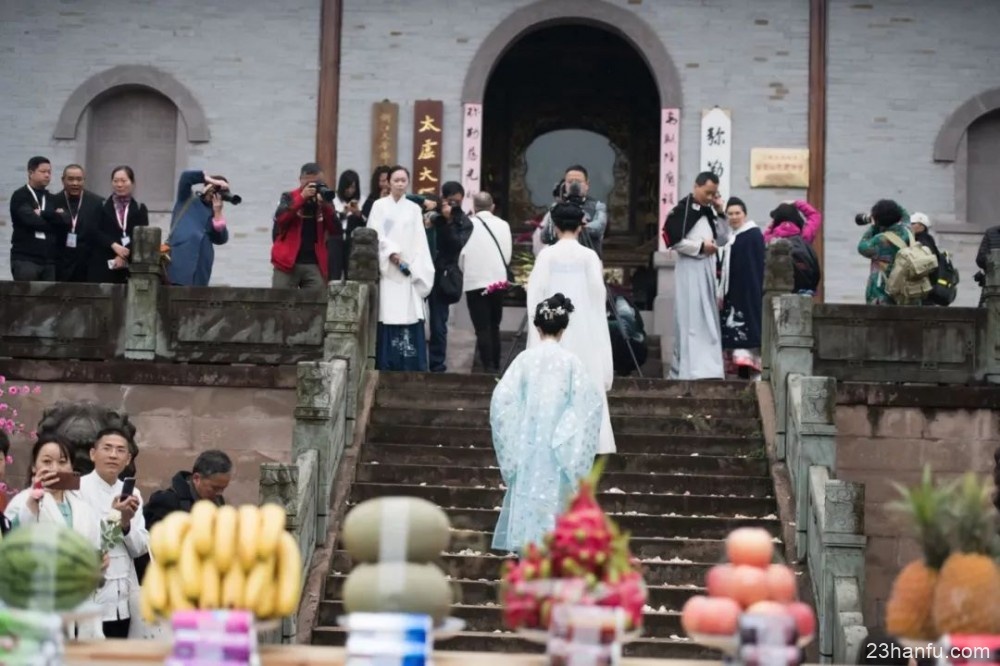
[167, 195, 199, 240]
[473, 215, 509, 269]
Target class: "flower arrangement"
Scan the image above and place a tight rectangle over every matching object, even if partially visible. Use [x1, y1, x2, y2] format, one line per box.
[100, 509, 125, 556]
[483, 281, 512, 296]
[0, 375, 43, 498]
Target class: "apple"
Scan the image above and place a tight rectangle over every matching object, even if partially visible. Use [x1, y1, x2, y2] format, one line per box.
[787, 601, 816, 639]
[681, 595, 709, 635]
[764, 564, 797, 603]
[699, 597, 742, 635]
[726, 527, 774, 568]
[745, 600, 788, 616]
[705, 564, 737, 598]
[730, 565, 769, 608]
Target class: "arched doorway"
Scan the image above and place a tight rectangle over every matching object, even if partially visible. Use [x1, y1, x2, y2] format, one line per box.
[481, 23, 661, 303]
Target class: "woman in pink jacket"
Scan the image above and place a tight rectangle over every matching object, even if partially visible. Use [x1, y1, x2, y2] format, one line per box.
[763, 200, 822, 245]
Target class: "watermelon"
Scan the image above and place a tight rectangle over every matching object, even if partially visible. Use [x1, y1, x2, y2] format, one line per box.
[0, 523, 104, 612]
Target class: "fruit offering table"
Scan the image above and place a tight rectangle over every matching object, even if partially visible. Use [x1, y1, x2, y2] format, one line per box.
[64, 641, 733, 665]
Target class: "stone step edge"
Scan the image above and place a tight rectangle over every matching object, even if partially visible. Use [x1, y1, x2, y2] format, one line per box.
[363, 443, 764, 456]
[354, 465, 775, 481]
[324, 574, 709, 594]
[342, 502, 782, 520]
[328, 550, 781, 564]
[351, 482, 776, 500]
[310, 626, 701, 646]
[322, 601, 688, 618]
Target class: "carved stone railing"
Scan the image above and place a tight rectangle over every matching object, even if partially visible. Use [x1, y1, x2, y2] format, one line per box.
[256, 228, 379, 643]
[762, 244, 866, 664]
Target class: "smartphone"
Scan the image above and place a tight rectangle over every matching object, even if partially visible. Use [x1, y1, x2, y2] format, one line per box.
[50, 471, 81, 491]
[120, 477, 136, 500]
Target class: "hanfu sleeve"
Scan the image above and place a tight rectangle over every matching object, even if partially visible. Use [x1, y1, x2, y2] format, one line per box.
[549, 356, 604, 480]
[525, 248, 550, 349]
[408, 206, 436, 299]
[489, 356, 526, 484]
[366, 200, 399, 274]
[585, 253, 614, 391]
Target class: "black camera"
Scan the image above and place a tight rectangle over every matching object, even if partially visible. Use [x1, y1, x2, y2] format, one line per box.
[854, 213, 872, 226]
[218, 190, 242, 206]
[974, 270, 986, 287]
[311, 181, 337, 203]
[561, 181, 585, 205]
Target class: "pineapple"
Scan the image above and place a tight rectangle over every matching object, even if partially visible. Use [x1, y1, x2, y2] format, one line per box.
[931, 472, 1000, 635]
[885, 467, 953, 639]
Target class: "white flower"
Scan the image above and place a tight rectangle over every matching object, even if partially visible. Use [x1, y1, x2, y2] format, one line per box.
[105, 509, 122, 525]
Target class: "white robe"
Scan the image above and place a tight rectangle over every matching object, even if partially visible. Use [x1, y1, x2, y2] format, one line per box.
[669, 212, 725, 380]
[526, 238, 616, 454]
[367, 195, 435, 325]
[6, 489, 104, 639]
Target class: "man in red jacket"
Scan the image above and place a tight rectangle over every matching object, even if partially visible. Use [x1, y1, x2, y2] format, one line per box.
[271, 162, 338, 288]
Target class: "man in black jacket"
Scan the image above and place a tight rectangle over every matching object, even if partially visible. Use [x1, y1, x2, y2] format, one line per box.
[975, 224, 1000, 306]
[143, 449, 232, 529]
[52, 164, 104, 282]
[9, 156, 68, 280]
[427, 181, 473, 373]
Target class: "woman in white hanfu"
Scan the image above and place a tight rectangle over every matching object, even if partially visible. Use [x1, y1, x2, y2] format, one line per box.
[526, 203, 616, 455]
[490, 294, 604, 553]
[367, 166, 435, 371]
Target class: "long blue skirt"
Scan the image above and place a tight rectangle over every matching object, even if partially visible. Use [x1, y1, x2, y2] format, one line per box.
[376, 322, 428, 372]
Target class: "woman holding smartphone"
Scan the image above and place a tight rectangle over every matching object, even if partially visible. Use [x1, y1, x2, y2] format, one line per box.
[87, 165, 149, 284]
[6, 434, 105, 638]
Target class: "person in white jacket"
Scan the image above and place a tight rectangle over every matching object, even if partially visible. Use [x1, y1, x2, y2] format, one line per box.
[366, 165, 435, 371]
[79, 427, 149, 639]
[526, 202, 616, 455]
[7, 434, 105, 640]
[460, 192, 512, 373]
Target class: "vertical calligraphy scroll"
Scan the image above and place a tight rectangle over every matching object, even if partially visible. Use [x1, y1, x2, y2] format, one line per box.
[658, 108, 680, 252]
[700, 107, 732, 199]
[370, 100, 399, 169]
[461, 103, 483, 213]
[412, 100, 444, 196]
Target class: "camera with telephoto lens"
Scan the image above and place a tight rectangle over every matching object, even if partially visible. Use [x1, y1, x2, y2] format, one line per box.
[218, 190, 242, 205]
[974, 270, 986, 287]
[854, 213, 873, 226]
[311, 181, 337, 203]
[561, 181, 585, 206]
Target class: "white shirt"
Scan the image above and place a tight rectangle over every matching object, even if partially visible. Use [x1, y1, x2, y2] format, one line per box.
[79, 472, 149, 622]
[367, 195, 435, 325]
[460, 211, 513, 293]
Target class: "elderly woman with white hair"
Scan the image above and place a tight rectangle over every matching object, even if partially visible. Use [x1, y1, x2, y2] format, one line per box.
[910, 212, 958, 306]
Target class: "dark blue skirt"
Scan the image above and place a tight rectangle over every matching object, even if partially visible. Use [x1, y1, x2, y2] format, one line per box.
[376, 322, 428, 372]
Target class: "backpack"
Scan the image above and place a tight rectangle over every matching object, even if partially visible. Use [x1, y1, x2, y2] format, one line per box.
[786, 235, 821, 293]
[884, 231, 938, 302]
[927, 250, 959, 306]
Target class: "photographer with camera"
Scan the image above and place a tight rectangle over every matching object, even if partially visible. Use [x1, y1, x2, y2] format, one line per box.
[539, 165, 608, 258]
[974, 223, 1000, 307]
[856, 199, 936, 305]
[165, 170, 236, 286]
[271, 162, 339, 289]
[424, 181, 473, 373]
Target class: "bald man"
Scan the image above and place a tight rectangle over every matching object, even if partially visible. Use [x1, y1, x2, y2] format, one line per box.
[460, 192, 512, 373]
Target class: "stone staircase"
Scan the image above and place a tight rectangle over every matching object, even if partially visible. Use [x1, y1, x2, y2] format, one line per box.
[312, 372, 780, 659]
[474, 331, 663, 379]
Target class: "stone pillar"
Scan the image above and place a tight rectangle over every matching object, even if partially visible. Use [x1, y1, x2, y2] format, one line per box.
[123, 226, 163, 360]
[772, 294, 815, 459]
[761, 240, 795, 381]
[984, 249, 1000, 384]
[651, 251, 676, 375]
[788, 375, 838, 560]
[325, 281, 371, 445]
[818, 479, 866, 663]
[347, 227, 379, 369]
[291, 360, 347, 545]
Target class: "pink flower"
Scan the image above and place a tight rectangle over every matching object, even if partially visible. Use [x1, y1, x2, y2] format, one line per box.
[0, 376, 5, 384]
[6, 387, 16, 396]
[30, 483, 44, 501]
[0, 404, 7, 411]
[32, 386, 40, 394]
[3, 455, 11, 465]
[20, 386, 28, 394]
[10, 410, 16, 418]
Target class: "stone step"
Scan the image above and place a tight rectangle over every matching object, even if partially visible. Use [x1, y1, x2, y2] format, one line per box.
[377, 372, 755, 399]
[438, 531, 735, 563]
[328, 551, 727, 587]
[367, 425, 762, 453]
[369, 407, 761, 437]
[339, 504, 780, 539]
[374, 389, 758, 418]
[311, 627, 720, 659]
[360, 444, 766, 473]
[355, 464, 774, 497]
[318, 601, 689, 636]
[324, 575, 703, 611]
[349, 483, 777, 518]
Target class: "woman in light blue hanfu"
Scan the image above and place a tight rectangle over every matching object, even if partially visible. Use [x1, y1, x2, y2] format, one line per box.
[489, 293, 604, 554]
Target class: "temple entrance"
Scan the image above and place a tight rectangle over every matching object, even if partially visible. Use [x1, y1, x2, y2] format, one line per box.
[480, 23, 661, 306]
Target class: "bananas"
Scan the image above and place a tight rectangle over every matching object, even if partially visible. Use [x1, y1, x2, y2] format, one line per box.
[141, 503, 299, 623]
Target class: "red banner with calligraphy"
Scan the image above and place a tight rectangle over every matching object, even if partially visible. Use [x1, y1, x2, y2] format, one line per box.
[412, 100, 444, 196]
[371, 100, 399, 168]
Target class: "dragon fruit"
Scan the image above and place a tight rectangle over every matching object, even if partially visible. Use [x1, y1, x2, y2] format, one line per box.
[499, 458, 648, 633]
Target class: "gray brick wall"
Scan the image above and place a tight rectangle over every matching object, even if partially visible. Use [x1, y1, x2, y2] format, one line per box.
[337, 0, 810, 233]
[0, 0, 320, 288]
[825, 0, 1000, 305]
